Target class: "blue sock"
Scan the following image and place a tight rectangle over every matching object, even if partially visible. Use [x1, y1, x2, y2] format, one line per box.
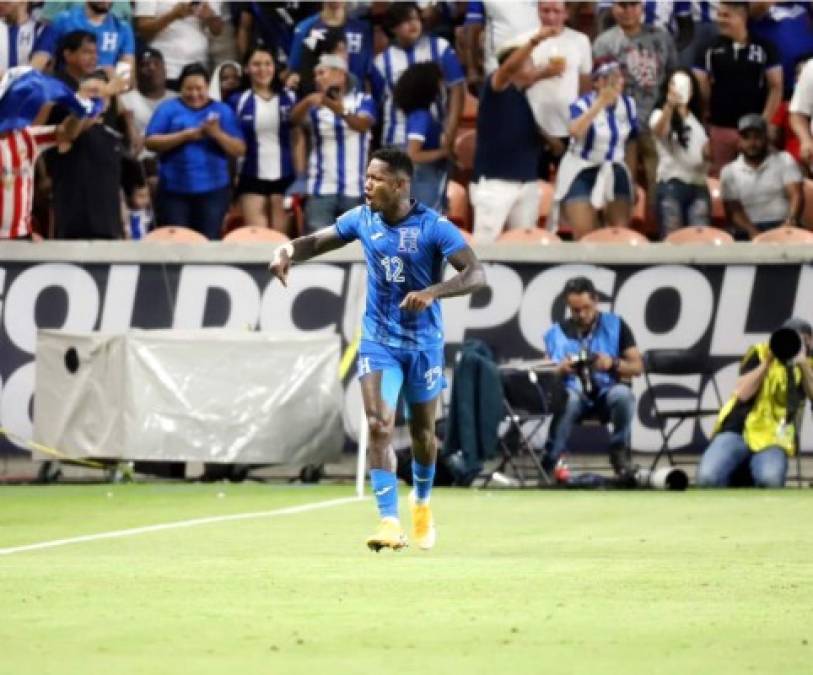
[370, 469, 399, 520]
[412, 460, 435, 504]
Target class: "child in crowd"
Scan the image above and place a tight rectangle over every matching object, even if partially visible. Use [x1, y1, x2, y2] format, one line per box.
[125, 185, 154, 240]
[393, 61, 452, 211]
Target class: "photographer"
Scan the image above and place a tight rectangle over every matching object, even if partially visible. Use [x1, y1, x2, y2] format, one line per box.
[542, 276, 644, 481]
[697, 318, 813, 488]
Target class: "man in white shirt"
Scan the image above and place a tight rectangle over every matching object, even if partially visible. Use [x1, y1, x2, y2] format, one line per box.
[120, 47, 176, 160]
[721, 113, 802, 239]
[525, 1, 592, 178]
[133, 1, 223, 88]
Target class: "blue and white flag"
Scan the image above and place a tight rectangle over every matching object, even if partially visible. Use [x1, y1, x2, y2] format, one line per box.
[0, 66, 102, 133]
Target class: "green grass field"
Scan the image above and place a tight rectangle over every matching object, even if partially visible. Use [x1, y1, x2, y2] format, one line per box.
[1, 484, 811, 675]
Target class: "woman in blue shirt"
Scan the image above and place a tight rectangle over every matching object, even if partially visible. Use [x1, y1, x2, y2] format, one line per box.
[393, 62, 452, 211]
[145, 63, 245, 239]
[230, 47, 296, 232]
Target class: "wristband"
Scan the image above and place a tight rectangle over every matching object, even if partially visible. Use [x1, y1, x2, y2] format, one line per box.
[271, 242, 294, 266]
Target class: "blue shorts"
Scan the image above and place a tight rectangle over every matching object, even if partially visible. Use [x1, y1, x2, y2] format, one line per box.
[357, 340, 446, 409]
[562, 164, 633, 204]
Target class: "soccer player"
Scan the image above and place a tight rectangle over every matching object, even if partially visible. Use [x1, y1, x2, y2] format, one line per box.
[269, 147, 486, 552]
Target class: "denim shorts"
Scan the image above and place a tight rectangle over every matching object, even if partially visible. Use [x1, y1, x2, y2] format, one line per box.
[562, 164, 633, 204]
[655, 179, 711, 236]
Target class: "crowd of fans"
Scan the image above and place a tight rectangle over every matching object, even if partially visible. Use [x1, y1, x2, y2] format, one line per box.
[3, 0, 813, 242]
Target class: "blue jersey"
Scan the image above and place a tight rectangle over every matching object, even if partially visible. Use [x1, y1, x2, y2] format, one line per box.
[288, 14, 372, 87]
[145, 97, 244, 194]
[370, 35, 464, 147]
[569, 92, 638, 164]
[51, 5, 134, 67]
[406, 109, 441, 151]
[231, 89, 296, 181]
[0, 18, 55, 71]
[335, 202, 467, 350]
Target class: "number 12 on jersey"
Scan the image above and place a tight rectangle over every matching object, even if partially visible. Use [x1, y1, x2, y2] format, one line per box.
[381, 256, 405, 283]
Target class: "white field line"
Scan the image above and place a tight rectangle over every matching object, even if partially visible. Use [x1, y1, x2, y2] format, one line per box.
[0, 495, 367, 557]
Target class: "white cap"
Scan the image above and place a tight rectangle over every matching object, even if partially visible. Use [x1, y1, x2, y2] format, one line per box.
[317, 54, 348, 72]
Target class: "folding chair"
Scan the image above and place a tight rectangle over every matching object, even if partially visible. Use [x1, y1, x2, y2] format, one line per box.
[643, 349, 723, 471]
[485, 362, 560, 487]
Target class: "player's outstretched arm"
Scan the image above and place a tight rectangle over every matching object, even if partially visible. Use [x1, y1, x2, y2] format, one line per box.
[269, 226, 348, 287]
[400, 246, 487, 311]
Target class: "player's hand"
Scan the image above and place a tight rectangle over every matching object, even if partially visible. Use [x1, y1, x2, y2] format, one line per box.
[269, 243, 294, 287]
[399, 290, 434, 312]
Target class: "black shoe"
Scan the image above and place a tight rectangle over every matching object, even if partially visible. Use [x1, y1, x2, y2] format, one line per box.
[609, 444, 633, 477]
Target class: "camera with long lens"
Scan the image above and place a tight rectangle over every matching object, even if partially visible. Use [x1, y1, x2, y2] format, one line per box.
[570, 348, 596, 397]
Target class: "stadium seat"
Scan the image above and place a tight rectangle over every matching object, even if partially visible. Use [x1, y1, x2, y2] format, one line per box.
[446, 180, 471, 231]
[496, 228, 561, 244]
[580, 226, 650, 245]
[706, 176, 725, 226]
[753, 226, 813, 243]
[454, 129, 476, 173]
[665, 225, 734, 245]
[223, 226, 290, 243]
[143, 226, 208, 243]
[802, 178, 813, 228]
[221, 206, 245, 237]
[537, 180, 554, 228]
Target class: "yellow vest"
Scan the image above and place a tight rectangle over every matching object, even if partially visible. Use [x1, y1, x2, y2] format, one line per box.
[713, 343, 807, 456]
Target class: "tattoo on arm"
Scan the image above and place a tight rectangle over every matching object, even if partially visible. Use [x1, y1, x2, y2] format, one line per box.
[290, 226, 347, 262]
[424, 246, 487, 300]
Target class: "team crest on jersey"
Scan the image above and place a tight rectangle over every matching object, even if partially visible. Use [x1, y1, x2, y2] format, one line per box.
[397, 227, 420, 252]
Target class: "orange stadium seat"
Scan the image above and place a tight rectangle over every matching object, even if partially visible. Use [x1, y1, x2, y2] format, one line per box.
[223, 226, 290, 243]
[143, 226, 208, 243]
[753, 226, 813, 244]
[665, 225, 734, 245]
[454, 129, 476, 173]
[580, 226, 650, 245]
[496, 228, 561, 244]
[446, 180, 471, 231]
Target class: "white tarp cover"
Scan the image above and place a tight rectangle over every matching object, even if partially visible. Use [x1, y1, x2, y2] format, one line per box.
[33, 329, 343, 464]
